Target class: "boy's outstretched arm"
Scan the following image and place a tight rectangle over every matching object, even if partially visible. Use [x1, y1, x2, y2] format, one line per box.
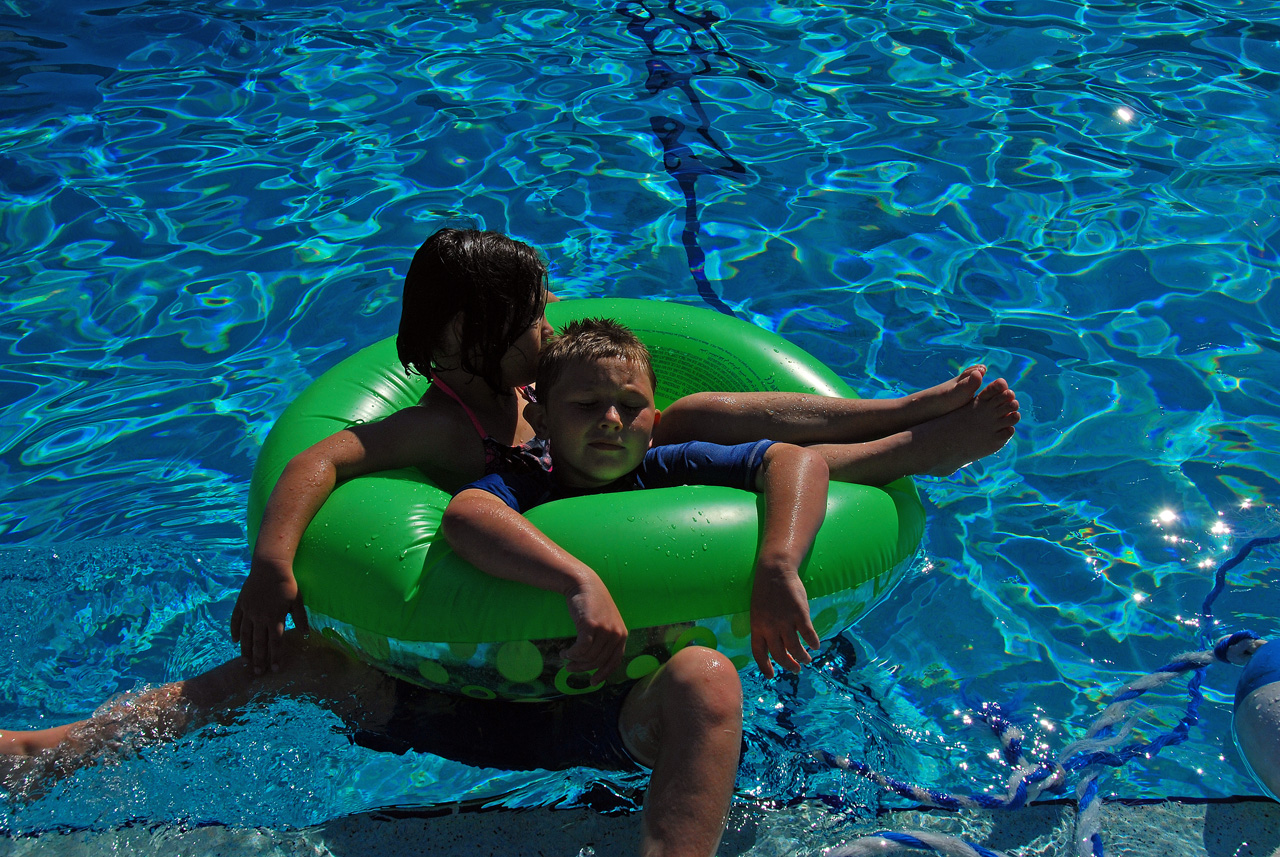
[750, 443, 829, 678]
[442, 490, 628, 683]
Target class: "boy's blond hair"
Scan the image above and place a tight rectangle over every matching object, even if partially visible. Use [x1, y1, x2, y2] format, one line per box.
[536, 318, 658, 399]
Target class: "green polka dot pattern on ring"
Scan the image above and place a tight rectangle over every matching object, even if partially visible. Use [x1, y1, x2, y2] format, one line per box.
[303, 566, 909, 698]
[248, 299, 925, 700]
[417, 659, 449, 685]
[495, 641, 544, 683]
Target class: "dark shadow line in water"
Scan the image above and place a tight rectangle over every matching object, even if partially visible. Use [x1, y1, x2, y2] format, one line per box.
[617, 0, 762, 317]
[1105, 794, 1280, 805]
[1200, 534, 1280, 647]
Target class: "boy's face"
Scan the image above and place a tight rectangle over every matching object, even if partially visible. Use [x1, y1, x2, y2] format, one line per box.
[529, 356, 658, 489]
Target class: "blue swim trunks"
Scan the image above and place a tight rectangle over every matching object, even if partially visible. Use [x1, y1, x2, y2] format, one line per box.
[349, 679, 642, 772]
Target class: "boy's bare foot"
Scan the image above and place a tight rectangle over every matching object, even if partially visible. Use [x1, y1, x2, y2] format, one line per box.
[914, 379, 1020, 476]
[896, 365, 987, 424]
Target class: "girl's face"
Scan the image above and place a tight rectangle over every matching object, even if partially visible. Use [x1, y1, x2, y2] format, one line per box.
[498, 295, 553, 388]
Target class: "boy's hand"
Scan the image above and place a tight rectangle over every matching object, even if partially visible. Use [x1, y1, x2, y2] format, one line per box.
[750, 564, 820, 678]
[561, 576, 628, 684]
[230, 557, 309, 675]
[748, 442, 827, 678]
[443, 489, 630, 685]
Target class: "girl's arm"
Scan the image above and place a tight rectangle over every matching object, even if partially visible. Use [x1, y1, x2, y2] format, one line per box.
[442, 489, 627, 683]
[749, 443, 828, 677]
[233, 406, 481, 674]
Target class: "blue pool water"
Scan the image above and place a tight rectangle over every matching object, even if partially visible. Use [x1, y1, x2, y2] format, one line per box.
[2, 0, 1279, 837]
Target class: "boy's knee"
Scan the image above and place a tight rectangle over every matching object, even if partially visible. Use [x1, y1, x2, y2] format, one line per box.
[661, 647, 743, 724]
[620, 646, 742, 766]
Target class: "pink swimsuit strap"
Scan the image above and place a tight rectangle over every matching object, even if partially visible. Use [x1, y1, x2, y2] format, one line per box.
[429, 372, 489, 441]
[429, 373, 551, 476]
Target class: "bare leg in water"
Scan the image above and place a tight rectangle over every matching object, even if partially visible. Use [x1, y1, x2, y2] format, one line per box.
[618, 646, 743, 857]
[0, 632, 390, 796]
[656, 365, 991, 447]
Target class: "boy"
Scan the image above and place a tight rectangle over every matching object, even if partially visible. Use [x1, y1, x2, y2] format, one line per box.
[443, 316, 831, 681]
[440, 317, 834, 857]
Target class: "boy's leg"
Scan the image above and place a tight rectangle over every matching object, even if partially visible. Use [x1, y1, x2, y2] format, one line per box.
[811, 379, 1020, 485]
[654, 366, 987, 446]
[618, 646, 743, 857]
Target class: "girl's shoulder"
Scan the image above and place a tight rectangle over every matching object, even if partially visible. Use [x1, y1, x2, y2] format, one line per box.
[350, 399, 487, 490]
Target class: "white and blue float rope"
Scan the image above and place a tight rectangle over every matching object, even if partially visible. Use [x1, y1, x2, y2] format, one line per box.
[806, 534, 1278, 857]
[826, 830, 1010, 857]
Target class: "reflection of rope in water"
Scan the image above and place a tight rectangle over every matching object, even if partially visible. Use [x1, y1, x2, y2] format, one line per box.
[617, 1, 761, 317]
[809, 535, 1279, 857]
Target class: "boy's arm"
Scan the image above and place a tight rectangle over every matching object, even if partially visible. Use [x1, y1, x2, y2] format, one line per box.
[750, 443, 828, 678]
[442, 489, 628, 683]
[235, 406, 480, 675]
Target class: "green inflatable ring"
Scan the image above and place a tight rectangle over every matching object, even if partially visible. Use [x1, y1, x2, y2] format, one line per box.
[248, 298, 924, 700]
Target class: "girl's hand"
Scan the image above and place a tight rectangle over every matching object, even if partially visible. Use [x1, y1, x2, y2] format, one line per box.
[561, 577, 628, 684]
[230, 557, 309, 674]
[749, 564, 819, 678]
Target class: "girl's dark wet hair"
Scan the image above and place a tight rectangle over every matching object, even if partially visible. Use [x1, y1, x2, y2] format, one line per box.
[397, 228, 548, 392]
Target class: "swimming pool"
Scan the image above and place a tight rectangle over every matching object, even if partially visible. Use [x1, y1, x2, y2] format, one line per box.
[2, 0, 1278, 840]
